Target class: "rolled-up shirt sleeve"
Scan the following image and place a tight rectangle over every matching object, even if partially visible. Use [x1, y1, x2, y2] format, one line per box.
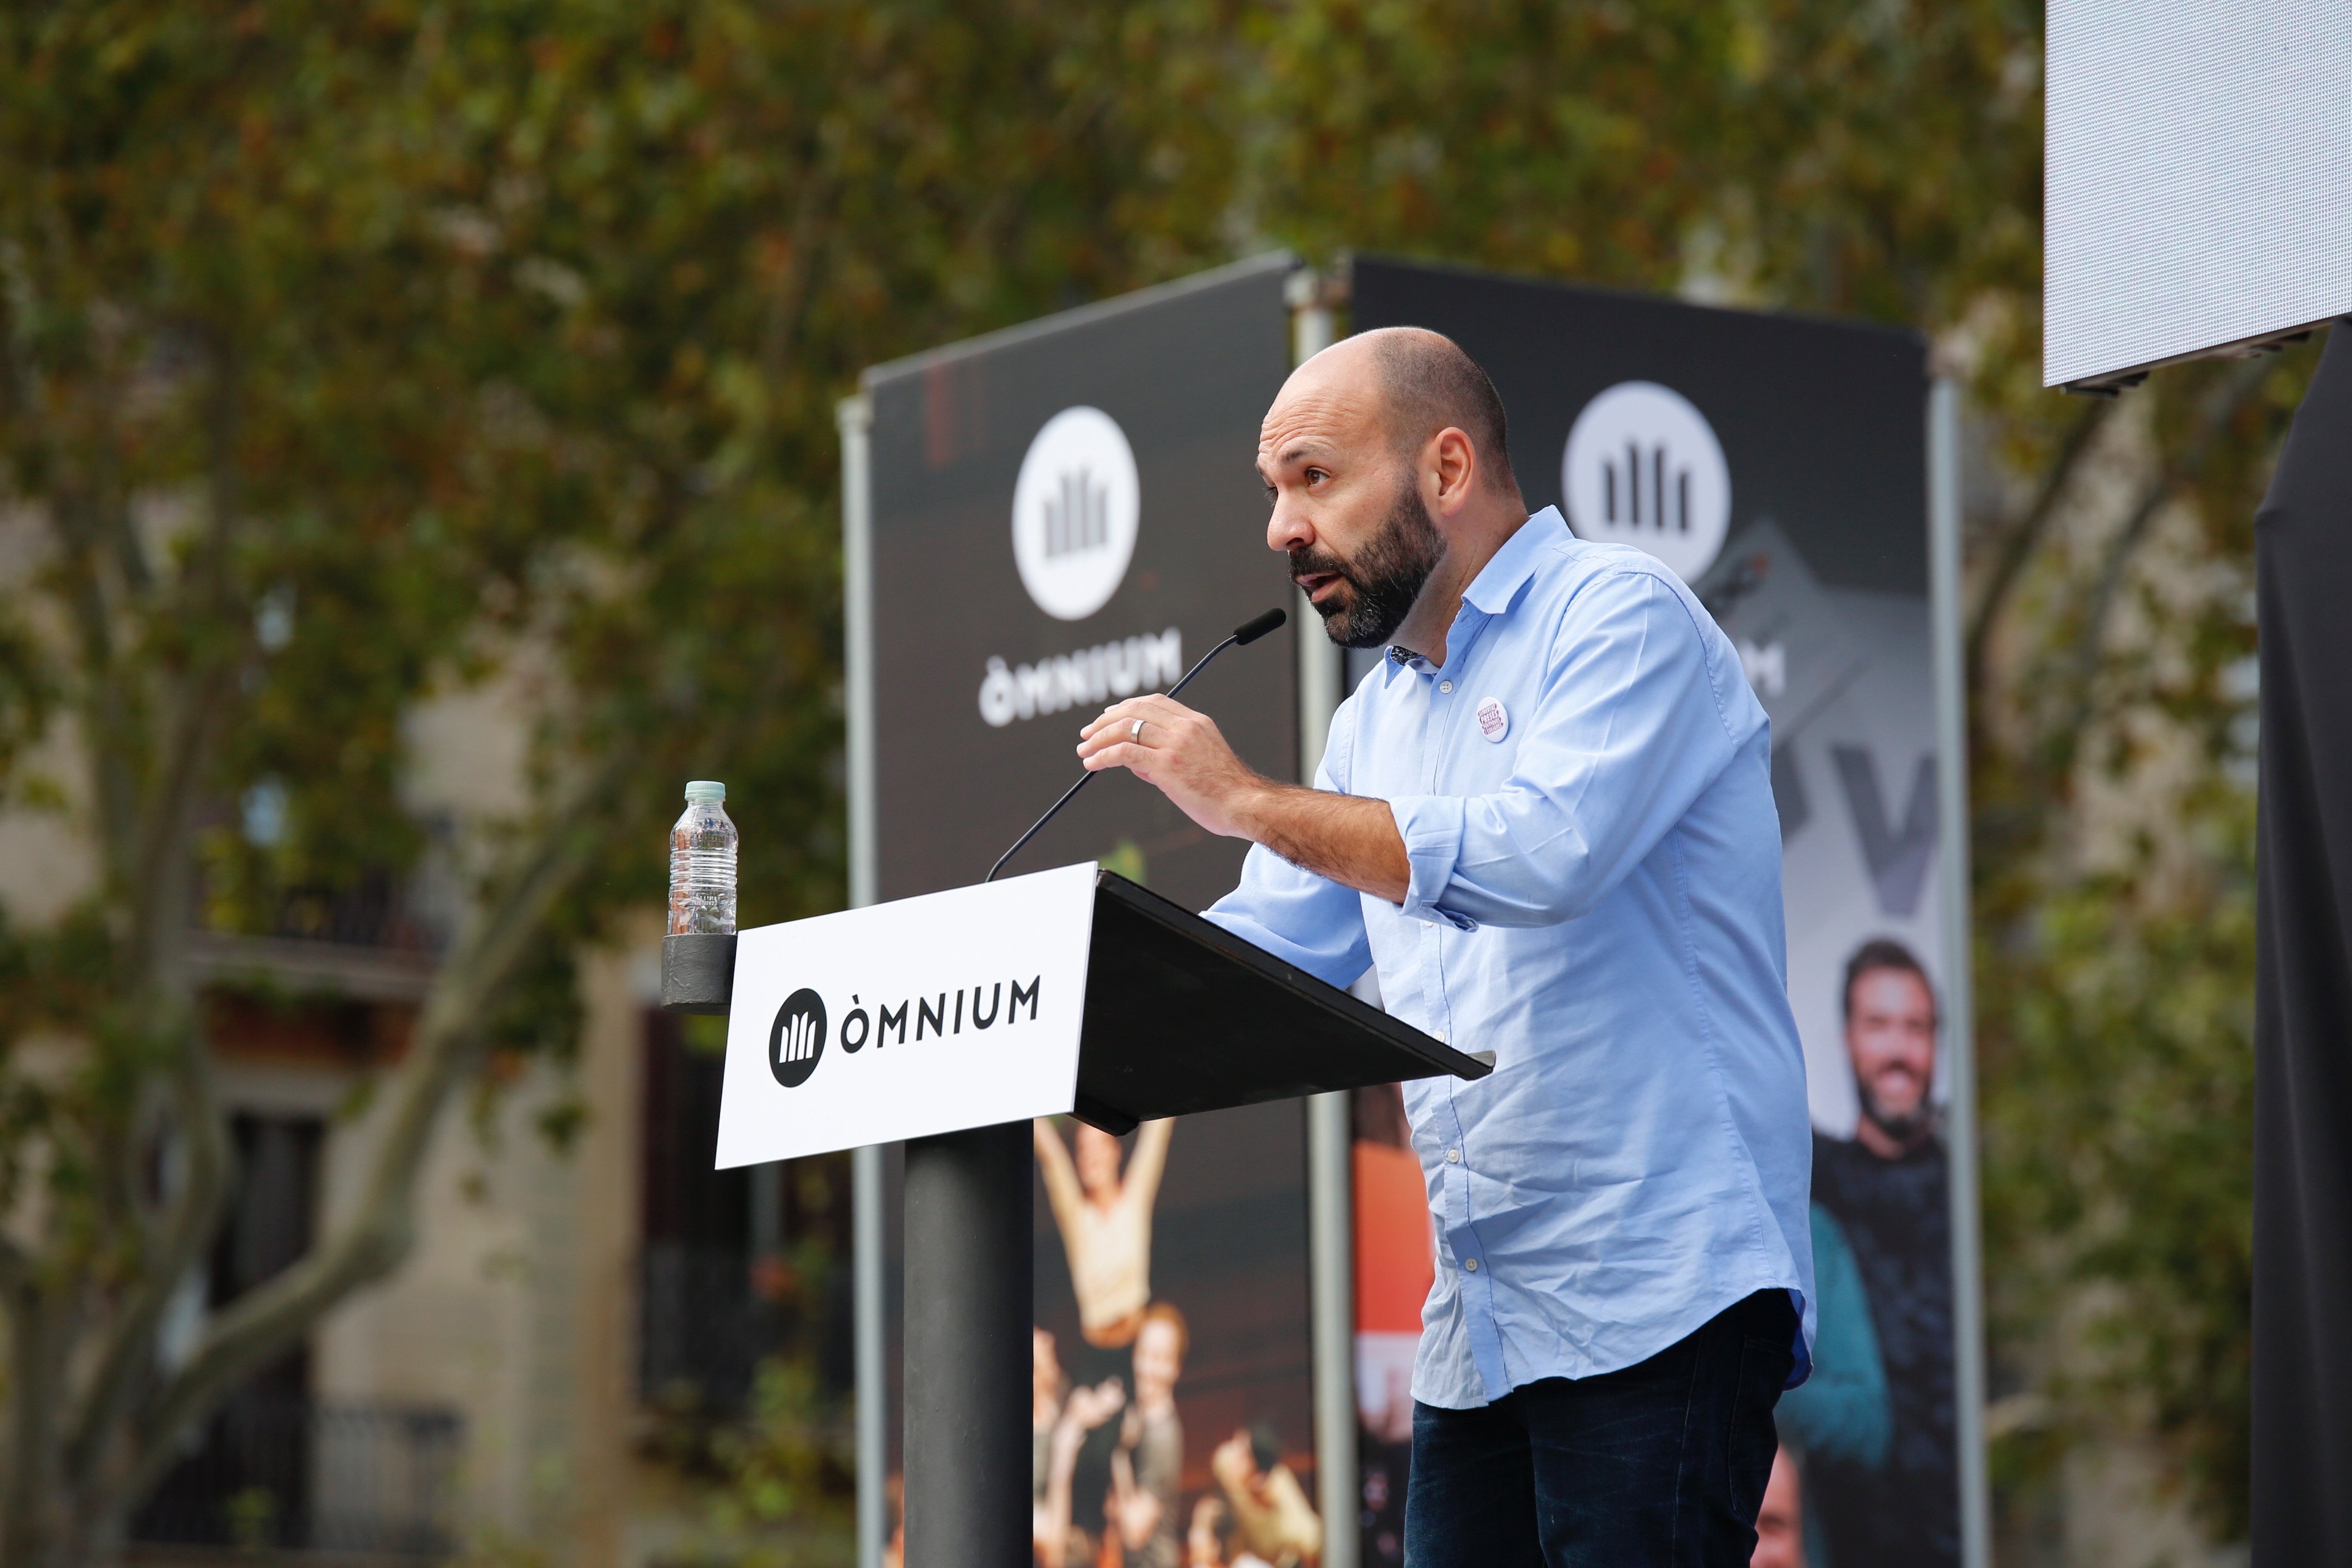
[1204, 702, 1374, 987]
[1392, 794, 1476, 930]
[1390, 569, 1746, 930]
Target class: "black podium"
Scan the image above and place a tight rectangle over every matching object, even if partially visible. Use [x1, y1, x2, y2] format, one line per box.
[671, 868, 1489, 1567]
[1069, 871, 1491, 1124]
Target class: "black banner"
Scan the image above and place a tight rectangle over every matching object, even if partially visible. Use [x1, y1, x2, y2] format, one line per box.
[863, 256, 1300, 910]
[1352, 257, 1955, 1568]
[856, 257, 1327, 1568]
[2251, 321, 2352, 1568]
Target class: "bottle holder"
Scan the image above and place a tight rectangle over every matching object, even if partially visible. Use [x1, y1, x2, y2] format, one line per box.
[660, 933, 737, 1015]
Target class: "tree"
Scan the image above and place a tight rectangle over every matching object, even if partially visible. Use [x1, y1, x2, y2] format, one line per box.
[0, 2, 1235, 1560]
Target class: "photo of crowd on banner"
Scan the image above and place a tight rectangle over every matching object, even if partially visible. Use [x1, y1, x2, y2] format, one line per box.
[1027, 1112, 1325, 1568]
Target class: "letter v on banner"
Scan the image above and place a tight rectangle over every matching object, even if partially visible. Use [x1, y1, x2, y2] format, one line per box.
[714, 862, 1098, 1166]
[1831, 745, 1938, 918]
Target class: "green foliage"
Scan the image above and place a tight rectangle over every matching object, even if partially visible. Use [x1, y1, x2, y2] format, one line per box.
[688, 1360, 857, 1568]
[1966, 342, 2305, 1544]
[1981, 826, 2256, 1537]
[1246, 0, 2043, 326]
[0, 0, 1240, 1554]
[636, 1229, 853, 1567]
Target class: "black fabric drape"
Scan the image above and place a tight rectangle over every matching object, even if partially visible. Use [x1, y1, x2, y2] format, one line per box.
[2253, 320, 2352, 1567]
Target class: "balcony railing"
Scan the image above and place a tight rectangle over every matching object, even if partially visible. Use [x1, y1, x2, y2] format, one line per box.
[187, 852, 460, 1004]
[132, 1396, 464, 1557]
[251, 867, 451, 954]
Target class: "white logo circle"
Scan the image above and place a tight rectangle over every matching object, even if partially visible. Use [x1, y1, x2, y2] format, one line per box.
[1012, 406, 1140, 621]
[1559, 381, 1731, 583]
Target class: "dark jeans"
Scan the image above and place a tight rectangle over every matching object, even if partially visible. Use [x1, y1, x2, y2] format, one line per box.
[1404, 1289, 1797, 1568]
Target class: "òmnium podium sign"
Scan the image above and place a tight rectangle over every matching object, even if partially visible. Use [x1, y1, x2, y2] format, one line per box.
[715, 864, 1096, 1166]
[714, 861, 1490, 1167]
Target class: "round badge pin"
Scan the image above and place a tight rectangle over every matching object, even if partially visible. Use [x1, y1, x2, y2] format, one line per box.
[1476, 698, 1509, 742]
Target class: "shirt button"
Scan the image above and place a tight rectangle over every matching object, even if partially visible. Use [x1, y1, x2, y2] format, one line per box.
[1439, 680, 1453, 693]
[1433, 1029, 1448, 1044]
[1447, 1148, 1461, 1164]
[1464, 1257, 1480, 1273]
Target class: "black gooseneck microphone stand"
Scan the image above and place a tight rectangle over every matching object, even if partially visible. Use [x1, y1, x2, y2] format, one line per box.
[984, 605, 1289, 883]
[904, 605, 1286, 1568]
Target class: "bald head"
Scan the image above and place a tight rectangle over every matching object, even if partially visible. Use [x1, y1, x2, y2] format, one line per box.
[1359, 327, 1518, 496]
[1278, 328, 1516, 492]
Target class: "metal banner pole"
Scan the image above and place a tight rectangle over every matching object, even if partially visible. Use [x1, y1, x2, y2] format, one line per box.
[841, 393, 890, 1568]
[1306, 1093, 1357, 1568]
[851, 1140, 886, 1567]
[1929, 377, 1992, 1568]
[1291, 265, 1362, 1568]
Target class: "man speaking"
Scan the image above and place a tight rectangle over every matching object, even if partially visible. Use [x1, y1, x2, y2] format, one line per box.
[1073, 328, 1815, 1567]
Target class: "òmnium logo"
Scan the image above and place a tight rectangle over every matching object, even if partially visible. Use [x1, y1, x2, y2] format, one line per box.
[1560, 381, 1732, 584]
[1012, 407, 1140, 621]
[764, 975, 1048, 1092]
[769, 987, 827, 1089]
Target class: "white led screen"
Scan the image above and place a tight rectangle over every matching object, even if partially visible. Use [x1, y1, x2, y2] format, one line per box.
[2045, 0, 2352, 389]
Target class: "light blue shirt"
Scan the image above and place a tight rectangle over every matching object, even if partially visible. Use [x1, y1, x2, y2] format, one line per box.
[1205, 507, 1815, 1408]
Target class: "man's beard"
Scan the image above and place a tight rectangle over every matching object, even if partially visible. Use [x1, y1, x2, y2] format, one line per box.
[1291, 473, 1447, 650]
[1858, 1078, 1934, 1145]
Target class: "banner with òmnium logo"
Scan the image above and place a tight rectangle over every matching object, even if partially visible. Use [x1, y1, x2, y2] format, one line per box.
[1348, 255, 1974, 1568]
[714, 862, 1098, 1166]
[1559, 379, 1733, 584]
[857, 253, 1295, 909]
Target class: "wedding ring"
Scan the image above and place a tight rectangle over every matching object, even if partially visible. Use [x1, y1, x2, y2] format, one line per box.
[1131, 718, 1148, 742]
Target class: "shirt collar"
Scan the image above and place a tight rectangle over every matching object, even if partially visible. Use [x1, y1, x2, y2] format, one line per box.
[1460, 506, 1563, 616]
[1379, 508, 1564, 676]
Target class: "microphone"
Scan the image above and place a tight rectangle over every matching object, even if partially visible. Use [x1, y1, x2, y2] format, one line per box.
[986, 608, 1289, 883]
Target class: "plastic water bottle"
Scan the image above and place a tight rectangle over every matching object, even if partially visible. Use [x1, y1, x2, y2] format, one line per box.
[667, 780, 737, 935]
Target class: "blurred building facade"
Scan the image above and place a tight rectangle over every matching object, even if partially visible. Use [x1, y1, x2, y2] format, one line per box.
[0, 664, 846, 1566]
